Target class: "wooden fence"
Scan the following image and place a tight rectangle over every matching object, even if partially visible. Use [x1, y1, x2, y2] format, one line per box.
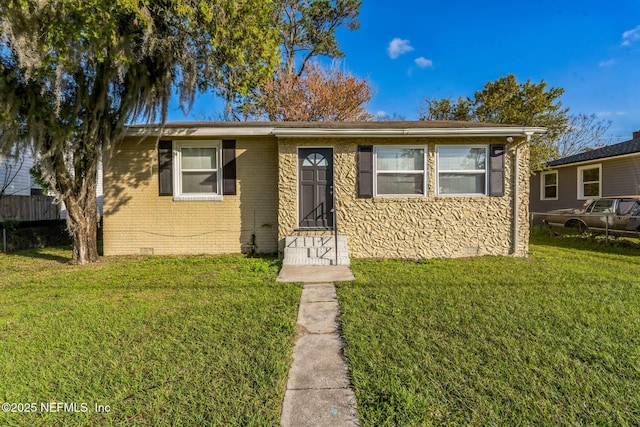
[0, 195, 59, 222]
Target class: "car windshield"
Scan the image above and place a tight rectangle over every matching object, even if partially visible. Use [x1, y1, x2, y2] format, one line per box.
[590, 199, 614, 213]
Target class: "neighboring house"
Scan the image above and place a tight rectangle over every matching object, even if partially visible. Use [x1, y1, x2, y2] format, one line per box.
[0, 152, 41, 196]
[531, 130, 640, 213]
[0, 152, 103, 221]
[103, 121, 545, 264]
[0, 153, 60, 222]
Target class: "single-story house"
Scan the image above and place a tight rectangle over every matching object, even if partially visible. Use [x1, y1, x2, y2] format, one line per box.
[103, 121, 545, 264]
[531, 130, 640, 214]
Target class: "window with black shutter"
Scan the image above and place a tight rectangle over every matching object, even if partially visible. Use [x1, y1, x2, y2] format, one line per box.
[489, 144, 505, 197]
[222, 140, 237, 195]
[357, 145, 373, 198]
[158, 140, 173, 196]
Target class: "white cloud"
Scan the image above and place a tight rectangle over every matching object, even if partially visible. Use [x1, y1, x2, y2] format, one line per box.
[414, 57, 433, 68]
[621, 25, 640, 46]
[596, 111, 628, 117]
[387, 38, 414, 59]
[598, 59, 616, 67]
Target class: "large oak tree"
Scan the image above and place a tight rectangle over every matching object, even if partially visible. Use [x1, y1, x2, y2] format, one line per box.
[0, 0, 279, 263]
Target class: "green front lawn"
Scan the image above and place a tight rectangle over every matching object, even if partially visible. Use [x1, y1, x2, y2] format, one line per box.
[337, 234, 640, 426]
[0, 249, 301, 426]
[3, 234, 639, 426]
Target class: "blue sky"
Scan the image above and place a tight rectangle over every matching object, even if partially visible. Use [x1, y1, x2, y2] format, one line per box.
[169, 0, 640, 142]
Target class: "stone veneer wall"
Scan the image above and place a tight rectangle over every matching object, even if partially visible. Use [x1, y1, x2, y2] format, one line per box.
[103, 136, 279, 255]
[278, 137, 530, 259]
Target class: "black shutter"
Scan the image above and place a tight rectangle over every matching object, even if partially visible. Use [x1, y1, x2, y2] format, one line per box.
[222, 139, 236, 195]
[358, 145, 373, 198]
[489, 144, 505, 197]
[158, 140, 173, 196]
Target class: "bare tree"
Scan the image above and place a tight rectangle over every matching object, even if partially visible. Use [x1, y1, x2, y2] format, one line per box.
[0, 156, 26, 198]
[554, 114, 612, 158]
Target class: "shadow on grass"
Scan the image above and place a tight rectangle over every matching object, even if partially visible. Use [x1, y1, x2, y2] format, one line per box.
[3, 246, 73, 264]
[531, 226, 640, 256]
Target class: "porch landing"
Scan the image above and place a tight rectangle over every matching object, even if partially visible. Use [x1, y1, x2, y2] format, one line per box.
[277, 265, 355, 283]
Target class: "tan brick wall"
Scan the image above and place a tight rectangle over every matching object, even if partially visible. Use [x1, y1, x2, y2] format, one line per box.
[278, 137, 530, 258]
[103, 136, 278, 255]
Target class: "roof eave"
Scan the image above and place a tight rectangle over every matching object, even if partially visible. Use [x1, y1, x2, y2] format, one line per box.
[272, 126, 546, 138]
[546, 151, 640, 168]
[123, 125, 547, 138]
[123, 126, 275, 137]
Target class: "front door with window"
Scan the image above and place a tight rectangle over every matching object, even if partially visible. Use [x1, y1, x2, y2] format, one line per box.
[298, 148, 334, 229]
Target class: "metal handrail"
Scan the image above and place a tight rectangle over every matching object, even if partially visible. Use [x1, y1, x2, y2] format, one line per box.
[331, 185, 338, 265]
[334, 205, 338, 266]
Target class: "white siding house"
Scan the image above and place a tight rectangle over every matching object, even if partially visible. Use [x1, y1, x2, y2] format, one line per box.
[1, 153, 102, 220]
[531, 130, 640, 213]
[0, 153, 39, 196]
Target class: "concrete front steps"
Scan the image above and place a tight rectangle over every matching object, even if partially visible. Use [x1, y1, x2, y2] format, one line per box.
[283, 235, 350, 266]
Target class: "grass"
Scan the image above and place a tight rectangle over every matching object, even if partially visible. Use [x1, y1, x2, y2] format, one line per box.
[3, 233, 639, 426]
[0, 248, 301, 426]
[337, 233, 640, 426]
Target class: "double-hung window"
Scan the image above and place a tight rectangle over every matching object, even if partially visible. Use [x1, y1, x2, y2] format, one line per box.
[577, 164, 601, 199]
[437, 146, 488, 196]
[173, 141, 222, 201]
[540, 170, 558, 200]
[374, 147, 426, 196]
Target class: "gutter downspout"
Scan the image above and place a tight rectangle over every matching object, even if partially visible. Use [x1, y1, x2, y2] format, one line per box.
[512, 134, 532, 256]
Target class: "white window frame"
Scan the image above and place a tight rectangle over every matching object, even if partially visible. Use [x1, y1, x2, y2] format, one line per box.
[373, 145, 428, 197]
[436, 145, 489, 196]
[540, 170, 558, 201]
[577, 164, 601, 200]
[173, 140, 222, 201]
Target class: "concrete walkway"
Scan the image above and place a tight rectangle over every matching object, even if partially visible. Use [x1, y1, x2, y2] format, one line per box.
[280, 282, 360, 427]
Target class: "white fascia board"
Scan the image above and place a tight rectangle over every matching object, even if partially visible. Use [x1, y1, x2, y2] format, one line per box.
[124, 125, 547, 138]
[124, 126, 275, 138]
[272, 127, 547, 138]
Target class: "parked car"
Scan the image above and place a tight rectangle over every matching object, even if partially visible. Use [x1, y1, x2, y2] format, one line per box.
[539, 196, 640, 236]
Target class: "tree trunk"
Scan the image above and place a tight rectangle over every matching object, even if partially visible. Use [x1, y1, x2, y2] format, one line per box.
[62, 61, 106, 264]
[63, 157, 100, 264]
[65, 191, 99, 264]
